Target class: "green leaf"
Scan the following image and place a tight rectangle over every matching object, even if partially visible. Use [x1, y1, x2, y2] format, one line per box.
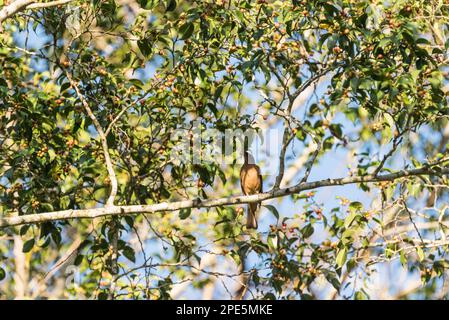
[137, 40, 152, 57]
[336, 247, 347, 268]
[165, 0, 176, 11]
[74, 254, 84, 266]
[48, 149, 56, 162]
[344, 210, 358, 228]
[400, 250, 407, 268]
[217, 167, 227, 184]
[349, 201, 363, 211]
[51, 230, 61, 246]
[329, 123, 343, 139]
[124, 216, 134, 229]
[179, 208, 191, 220]
[325, 272, 340, 291]
[0, 78, 8, 88]
[301, 224, 314, 239]
[129, 78, 144, 89]
[267, 234, 277, 250]
[263, 204, 279, 220]
[378, 37, 391, 49]
[39, 236, 51, 248]
[417, 246, 424, 262]
[230, 251, 241, 265]
[98, 292, 109, 300]
[264, 292, 276, 300]
[0, 267, 5, 281]
[60, 82, 71, 92]
[60, 196, 71, 209]
[138, 0, 159, 9]
[20, 225, 30, 236]
[355, 290, 368, 300]
[341, 229, 355, 245]
[179, 22, 194, 40]
[22, 239, 35, 253]
[123, 246, 136, 263]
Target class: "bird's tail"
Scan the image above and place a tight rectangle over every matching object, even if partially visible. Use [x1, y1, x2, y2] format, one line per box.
[246, 202, 260, 229]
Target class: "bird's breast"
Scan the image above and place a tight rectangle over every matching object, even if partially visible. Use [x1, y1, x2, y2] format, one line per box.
[241, 165, 261, 194]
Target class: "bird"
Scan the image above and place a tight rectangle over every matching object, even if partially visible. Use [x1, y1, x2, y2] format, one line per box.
[240, 150, 263, 229]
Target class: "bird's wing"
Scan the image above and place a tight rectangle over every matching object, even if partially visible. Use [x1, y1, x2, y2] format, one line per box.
[256, 164, 263, 193]
[240, 165, 248, 195]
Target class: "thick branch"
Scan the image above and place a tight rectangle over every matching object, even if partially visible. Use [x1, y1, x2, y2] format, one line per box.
[27, 0, 73, 9]
[0, 0, 74, 27]
[0, 165, 447, 228]
[0, 0, 35, 25]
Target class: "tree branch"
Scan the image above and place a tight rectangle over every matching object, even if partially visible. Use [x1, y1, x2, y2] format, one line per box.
[27, 0, 73, 9]
[0, 0, 36, 26]
[63, 70, 120, 298]
[0, 165, 447, 228]
[65, 71, 118, 206]
[273, 128, 294, 189]
[0, 0, 74, 28]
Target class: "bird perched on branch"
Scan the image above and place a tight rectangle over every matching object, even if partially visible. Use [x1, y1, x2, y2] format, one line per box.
[240, 151, 263, 229]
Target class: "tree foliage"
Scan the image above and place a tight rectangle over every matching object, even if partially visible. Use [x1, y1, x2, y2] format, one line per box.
[0, 0, 449, 299]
